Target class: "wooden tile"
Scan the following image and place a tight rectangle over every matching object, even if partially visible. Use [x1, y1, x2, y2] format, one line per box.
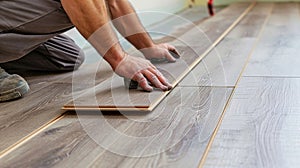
[180, 3, 271, 87]
[226, 3, 273, 39]
[172, 3, 252, 47]
[0, 48, 114, 154]
[0, 87, 232, 167]
[204, 77, 300, 168]
[90, 87, 232, 168]
[179, 38, 256, 87]
[244, 3, 300, 77]
[0, 83, 86, 152]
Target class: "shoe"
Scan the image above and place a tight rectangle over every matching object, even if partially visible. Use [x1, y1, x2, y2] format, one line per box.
[0, 67, 30, 102]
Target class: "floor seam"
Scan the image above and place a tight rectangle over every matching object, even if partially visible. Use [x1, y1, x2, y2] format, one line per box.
[0, 113, 66, 159]
[177, 85, 234, 88]
[243, 76, 300, 79]
[197, 1, 274, 168]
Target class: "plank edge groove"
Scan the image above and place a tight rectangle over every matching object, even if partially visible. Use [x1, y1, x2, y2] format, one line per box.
[0, 114, 66, 159]
[197, 2, 275, 168]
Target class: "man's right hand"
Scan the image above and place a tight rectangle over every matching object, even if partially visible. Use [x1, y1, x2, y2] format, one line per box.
[114, 53, 172, 92]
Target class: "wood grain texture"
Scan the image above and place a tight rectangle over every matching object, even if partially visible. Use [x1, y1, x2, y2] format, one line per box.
[243, 3, 300, 77]
[89, 87, 232, 168]
[172, 3, 252, 47]
[63, 2, 252, 111]
[0, 5, 227, 159]
[226, 3, 273, 39]
[0, 87, 232, 168]
[179, 3, 272, 87]
[64, 45, 203, 111]
[0, 51, 113, 154]
[0, 83, 80, 152]
[204, 77, 300, 168]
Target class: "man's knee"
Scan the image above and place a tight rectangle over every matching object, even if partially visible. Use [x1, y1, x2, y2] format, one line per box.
[43, 34, 85, 71]
[0, 35, 85, 72]
[72, 49, 85, 71]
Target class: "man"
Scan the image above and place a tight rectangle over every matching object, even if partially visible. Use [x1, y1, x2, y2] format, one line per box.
[0, 0, 179, 102]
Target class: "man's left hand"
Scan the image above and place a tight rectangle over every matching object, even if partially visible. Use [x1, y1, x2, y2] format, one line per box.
[140, 43, 180, 63]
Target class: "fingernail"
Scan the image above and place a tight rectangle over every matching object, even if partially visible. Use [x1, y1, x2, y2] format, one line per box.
[146, 86, 153, 92]
[167, 84, 173, 90]
[168, 58, 176, 63]
[162, 86, 168, 91]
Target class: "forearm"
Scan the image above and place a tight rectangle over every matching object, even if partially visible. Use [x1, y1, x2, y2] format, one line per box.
[61, 0, 124, 70]
[107, 0, 155, 50]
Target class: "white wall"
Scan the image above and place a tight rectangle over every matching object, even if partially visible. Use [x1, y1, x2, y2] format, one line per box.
[205, 0, 300, 6]
[130, 0, 186, 13]
[129, 0, 187, 26]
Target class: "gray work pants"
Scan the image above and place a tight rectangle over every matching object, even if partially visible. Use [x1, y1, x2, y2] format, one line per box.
[0, 0, 85, 72]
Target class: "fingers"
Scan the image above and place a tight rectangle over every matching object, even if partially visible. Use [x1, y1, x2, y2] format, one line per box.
[133, 72, 153, 92]
[133, 67, 172, 92]
[143, 69, 170, 91]
[165, 44, 180, 58]
[148, 68, 172, 90]
[142, 44, 180, 62]
[159, 44, 180, 62]
[165, 51, 177, 62]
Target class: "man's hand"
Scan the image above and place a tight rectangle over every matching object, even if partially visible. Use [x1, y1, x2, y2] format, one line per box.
[114, 54, 172, 92]
[62, 0, 177, 92]
[140, 43, 180, 62]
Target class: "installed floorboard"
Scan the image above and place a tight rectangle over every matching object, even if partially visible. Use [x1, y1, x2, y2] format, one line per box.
[204, 77, 300, 168]
[0, 86, 232, 168]
[243, 3, 300, 77]
[89, 87, 232, 168]
[0, 83, 85, 153]
[63, 2, 252, 111]
[179, 3, 272, 87]
[0, 48, 114, 157]
[172, 3, 252, 47]
[0, 54, 113, 153]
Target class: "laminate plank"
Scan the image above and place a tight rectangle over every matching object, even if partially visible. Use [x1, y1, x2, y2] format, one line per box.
[63, 2, 253, 111]
[0, 83, 86, 153]
[204, 77, 300, 168]
[243, 3, 300, 77]
[0, 50, 114, 154]
[89, 87, 232, 168]
[0, 86, 232, 168]
[226, 3, 273, 39]
[172, 3, 252, 47]
[64, 45, 202, 111]
[0, 111, 134, 168]
[179, 3, 272, 87]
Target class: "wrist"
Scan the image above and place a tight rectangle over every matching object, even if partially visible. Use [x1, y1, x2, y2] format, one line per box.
[103, 46, 126, 71]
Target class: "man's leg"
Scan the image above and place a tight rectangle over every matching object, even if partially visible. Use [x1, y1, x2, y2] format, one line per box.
[1, 34, 85, 72]
[0, 0, 74, 63]
[0, 0, 82, 101]
[0, 34, 84, 102]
